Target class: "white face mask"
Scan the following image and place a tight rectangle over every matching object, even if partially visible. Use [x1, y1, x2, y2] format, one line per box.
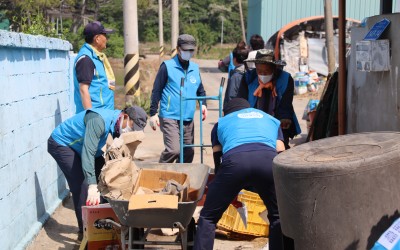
[258, 74, 273, 84]
[119, 116, 134, 134]
[179, 49, 194, 61]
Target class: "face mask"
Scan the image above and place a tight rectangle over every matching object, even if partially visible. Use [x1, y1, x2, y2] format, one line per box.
[259, 74, 273, 84]
[119, 116, 134, 134]
[180, 49, 194, 61]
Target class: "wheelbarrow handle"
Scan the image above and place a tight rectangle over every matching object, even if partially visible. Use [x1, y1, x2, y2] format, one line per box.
[220, 77, 225, 87]
[98, 218, 122, 229]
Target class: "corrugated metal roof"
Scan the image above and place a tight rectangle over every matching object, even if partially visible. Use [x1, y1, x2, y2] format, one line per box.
[247, 0, 390, 43]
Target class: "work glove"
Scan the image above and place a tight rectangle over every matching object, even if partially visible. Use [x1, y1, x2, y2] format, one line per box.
[201, 105, 208, 121]
[280, 119, 292, 130]
[149, 114, 160, 131]
[86, 184, 100, 206]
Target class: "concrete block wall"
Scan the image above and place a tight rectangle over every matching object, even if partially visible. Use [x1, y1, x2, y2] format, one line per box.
[0, 30, 74, 250]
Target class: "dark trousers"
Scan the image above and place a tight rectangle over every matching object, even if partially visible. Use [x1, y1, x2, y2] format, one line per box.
[159, 117, 194, 163]
[47, 136, 105, 232]
[282, 129, 291, 149]
[194, 149, 284, 250]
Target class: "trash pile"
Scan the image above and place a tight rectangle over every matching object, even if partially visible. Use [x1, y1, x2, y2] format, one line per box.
[98, 131, 191, 206]
[302, 99, 320, 134]
[294, 71, 326, 95]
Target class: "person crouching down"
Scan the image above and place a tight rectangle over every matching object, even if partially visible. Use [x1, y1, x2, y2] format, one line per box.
[194, 98, 285, 250]
[47, 107, 147, 237]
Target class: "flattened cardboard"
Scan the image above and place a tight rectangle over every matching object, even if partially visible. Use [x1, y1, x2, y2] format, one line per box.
[128, 194, 178, 210]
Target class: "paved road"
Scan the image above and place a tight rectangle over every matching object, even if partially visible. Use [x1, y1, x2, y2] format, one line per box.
[27, 58, 311, 250]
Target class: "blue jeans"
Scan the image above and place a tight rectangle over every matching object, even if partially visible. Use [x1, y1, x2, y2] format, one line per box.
[194, 148, 283, 250]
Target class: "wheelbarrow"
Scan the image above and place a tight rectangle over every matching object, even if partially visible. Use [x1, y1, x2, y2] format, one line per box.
[102, 162, 210, 250]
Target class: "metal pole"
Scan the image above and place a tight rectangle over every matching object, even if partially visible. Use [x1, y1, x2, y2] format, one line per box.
[221, 16, 224, 46]
[238, 0, 246, 42]
[324, 0, 335, 74]
[158, 0, 164, 60]
[179, 78, 185, 163]
[199, 99, 203, 164]
[123, 0, 141, 104]
[338, 0, 346, 135]
[380, 0, 393, 14]
[219, 77, 225, 117]
[171, 0, 179, 57]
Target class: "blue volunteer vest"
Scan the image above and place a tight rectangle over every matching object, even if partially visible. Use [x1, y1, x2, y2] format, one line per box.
[228, 52, 235, 76]
[245, 70, 301, 135]
[160, 56, 202, 121]
[51, 108, 121, 157]
[74, 43, 114, 114]
[217, 108, 280, 154]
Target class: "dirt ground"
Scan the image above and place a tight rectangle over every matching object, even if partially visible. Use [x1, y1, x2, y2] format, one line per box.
[26, 56, 315, 250]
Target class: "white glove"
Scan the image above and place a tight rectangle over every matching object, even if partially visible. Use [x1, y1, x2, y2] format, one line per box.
[86, 184, 100, 206]
[149, 114, 160, 131]
[201, 105, 208, 121]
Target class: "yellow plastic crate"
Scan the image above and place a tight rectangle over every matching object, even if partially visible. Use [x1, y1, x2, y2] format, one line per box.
[217, 190, 269, 237]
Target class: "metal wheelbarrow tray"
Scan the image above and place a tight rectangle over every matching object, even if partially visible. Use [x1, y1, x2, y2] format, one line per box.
[106, 163, 210, 250]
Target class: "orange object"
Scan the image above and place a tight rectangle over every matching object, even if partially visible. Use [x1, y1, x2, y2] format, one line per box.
[253, 81, 276, 98]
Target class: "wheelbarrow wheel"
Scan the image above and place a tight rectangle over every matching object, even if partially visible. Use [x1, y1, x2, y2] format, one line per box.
[187, 218, 197, 250]
[131, 227, 145, 249]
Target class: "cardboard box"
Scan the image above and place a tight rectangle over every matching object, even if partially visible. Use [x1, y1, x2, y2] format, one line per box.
[82, 203, 121, 249]
[129, 194, 178, 210]
[129, 169, 189, 210]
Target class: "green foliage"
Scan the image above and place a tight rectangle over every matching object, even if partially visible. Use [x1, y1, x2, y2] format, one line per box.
[125, 93, 151, 115]
[3, 0, 248, 58]
[105, 33, 125, 58]
[184, 23, 217, 54]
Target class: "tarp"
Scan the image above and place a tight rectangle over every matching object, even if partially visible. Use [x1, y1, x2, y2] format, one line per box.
[307, 37, 339, 76]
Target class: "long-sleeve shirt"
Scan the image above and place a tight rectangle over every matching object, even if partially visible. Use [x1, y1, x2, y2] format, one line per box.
[223, 64, 245, 109]
[81, 111, 106, 185]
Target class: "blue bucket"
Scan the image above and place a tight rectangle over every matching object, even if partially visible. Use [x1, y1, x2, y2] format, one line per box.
[298, 76, 309, 86]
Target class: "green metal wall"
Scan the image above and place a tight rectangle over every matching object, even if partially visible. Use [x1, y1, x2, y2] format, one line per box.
[247, 0, 396, 43]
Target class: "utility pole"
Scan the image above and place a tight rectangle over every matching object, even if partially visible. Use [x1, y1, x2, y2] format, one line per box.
[324, 0, 335, 74]
[123, 0, 140, 104]
[238, 0, 246, 42]
[338, 0, 346, 135]
[171, 0, 179, 57]
[159, 0, 164, 60]
[221, 16, 224, 46]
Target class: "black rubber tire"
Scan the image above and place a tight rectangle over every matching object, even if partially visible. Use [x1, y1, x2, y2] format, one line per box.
[187, 218, 197, 250]
[131, 227, 145, 249]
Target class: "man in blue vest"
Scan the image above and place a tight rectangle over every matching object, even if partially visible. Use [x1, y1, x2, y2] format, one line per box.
[237, 49, 301, 149]
[74, 21, 116, 113]
[149, 34, 207, 163]
[194, 98, 285, 250]
[47, 106, 147, 236]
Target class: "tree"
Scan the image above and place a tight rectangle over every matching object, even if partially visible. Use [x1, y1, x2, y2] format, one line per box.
[3, 0, 248, 57]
